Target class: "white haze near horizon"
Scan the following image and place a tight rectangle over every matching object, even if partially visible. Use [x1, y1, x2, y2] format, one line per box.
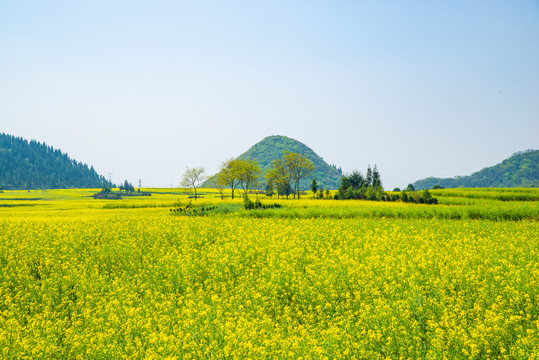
[1, 1, 538, 189]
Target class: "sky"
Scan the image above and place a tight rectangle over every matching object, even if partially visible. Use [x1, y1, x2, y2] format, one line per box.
[1, 1, 538, 189]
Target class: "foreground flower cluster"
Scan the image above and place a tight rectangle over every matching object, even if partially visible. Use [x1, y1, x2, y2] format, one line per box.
[0, 189, 538, 359]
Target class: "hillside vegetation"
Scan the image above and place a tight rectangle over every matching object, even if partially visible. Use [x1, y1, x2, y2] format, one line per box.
[0, 133, 109, 190]
[413, 149, 539, 189]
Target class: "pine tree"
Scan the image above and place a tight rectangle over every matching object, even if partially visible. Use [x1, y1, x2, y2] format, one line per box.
[372, 165, 382, 189]
[311, 178, 318, 197]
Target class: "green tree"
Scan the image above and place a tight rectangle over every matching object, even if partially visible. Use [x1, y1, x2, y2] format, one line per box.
[215, 159, 241, 199]
[365, 186, 376, 200]
[372, 165, 382, 189]
[277, 182, 291, 198]
[366, 165, 373, 187]
[237, 159, 262, 195]
[181, 167, 206, 200]
[283, 151, 315, 199]
[119, 180, 134, 192]
[401, 191, 408, 202]
[338, 170, 366, 200]
[311, 178, 318, 197]
[265, 182, 274, 197]
[266, 158, 292, 199]
[375, 186, 384, 201]
[215, 178, 226, 199]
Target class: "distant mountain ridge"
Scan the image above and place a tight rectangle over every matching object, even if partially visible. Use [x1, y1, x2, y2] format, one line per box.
[413, 150, 539, 189]
[0, 133, 109, 190]
[207, 135, 342, 190]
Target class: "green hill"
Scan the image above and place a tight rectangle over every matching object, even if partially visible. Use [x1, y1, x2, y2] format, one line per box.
[208, 135, 342, 190]
[413, 149, 539, 190]
[0, 133, 110, 190]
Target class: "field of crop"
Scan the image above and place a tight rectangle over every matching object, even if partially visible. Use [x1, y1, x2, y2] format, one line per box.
[1, 188, 538, 359]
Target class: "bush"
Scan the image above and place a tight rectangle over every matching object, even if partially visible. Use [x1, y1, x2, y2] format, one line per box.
[399, 189, 437, 204]
[243, 195, 282, 210]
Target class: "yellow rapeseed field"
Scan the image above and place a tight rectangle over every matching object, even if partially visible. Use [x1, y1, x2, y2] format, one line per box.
[0, 188, 538, 359]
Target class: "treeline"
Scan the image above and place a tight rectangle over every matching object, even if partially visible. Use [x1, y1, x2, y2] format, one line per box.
[336, 165, 437, 204]
[207, 151, 315, 200]
[93, 180, 149, 199]
[337, 165, 382, 200]
[0, 133, 111, 190]
[203, 156, 438, 204]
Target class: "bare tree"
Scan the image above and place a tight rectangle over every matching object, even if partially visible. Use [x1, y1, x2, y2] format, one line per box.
[181, 167, 206, 200]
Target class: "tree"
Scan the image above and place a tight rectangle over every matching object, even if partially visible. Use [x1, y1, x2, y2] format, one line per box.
[215, 177, 226, 199]
[366, 165, 373, 187]
[283, 151, 315, 199]
[181, 167, 206, 200]
[215, 159, 261, 199]
[277, 182, 291, 198]
[375, 186, 384, 201]
[406, 183, 415, 192]
[237, 159, 262, 195]
[338, 170, 366, 200]
[401, 191, 408, 202]
[215, 159, 241, 199]
[311, 178, 318, 197]
[419, 189, 434, 204]
[365, 186, 376, 200]
[348, 170, 366, 189]
[372, 165, 382, 189]
[266, 159, 291, 199]
[119, 180, 134, 192]
[265, 182, 274, 197]
[338, 165, 386, 201]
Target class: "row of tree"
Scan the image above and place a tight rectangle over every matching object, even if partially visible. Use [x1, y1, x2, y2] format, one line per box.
[214, 159, 261, 199]
[265, 152, 314, 199]
[182, 157, 437, 205]
[214, 151, 315, 199]
[336, 166, 437, 204]
[337, 165, 383, 200]
[181, 151, 316, 200]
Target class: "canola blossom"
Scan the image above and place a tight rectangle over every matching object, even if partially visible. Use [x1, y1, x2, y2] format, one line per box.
[0, 188, 538, 359]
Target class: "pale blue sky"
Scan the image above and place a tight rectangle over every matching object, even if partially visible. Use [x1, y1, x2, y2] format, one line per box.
[2, 1, 538, 188]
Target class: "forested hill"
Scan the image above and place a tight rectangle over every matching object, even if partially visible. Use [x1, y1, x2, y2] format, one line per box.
[236, 135, 342, 190]
[0, 133, 109, 190]
[413, 150, 539, 190]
